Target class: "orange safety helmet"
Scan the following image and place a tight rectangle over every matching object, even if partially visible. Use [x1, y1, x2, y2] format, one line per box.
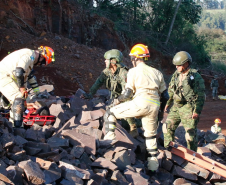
[129, 44, 150, 58]
[214, 118, 221, 124]
[38, 46, 55, 65]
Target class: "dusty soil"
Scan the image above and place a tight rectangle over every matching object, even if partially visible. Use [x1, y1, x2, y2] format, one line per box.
[199, 97, 226, 135]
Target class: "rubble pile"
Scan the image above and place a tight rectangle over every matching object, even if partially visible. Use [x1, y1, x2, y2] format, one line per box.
[0, 88, 226, 185]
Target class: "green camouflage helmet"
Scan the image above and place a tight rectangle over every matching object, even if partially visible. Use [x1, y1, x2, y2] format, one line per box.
[104, 49, 123, 63]
[173, 51, 192, 66]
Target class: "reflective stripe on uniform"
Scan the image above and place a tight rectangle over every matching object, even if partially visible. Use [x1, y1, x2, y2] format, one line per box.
[109, 124, 116, 129]
[33, 87, 39, 93]
[143, 98, 160, 106]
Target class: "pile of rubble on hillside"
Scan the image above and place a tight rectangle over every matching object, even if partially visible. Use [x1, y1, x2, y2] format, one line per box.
[0, 87, 226, 185]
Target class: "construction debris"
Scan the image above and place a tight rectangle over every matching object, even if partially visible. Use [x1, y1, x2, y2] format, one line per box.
[0, 88, 226, 185]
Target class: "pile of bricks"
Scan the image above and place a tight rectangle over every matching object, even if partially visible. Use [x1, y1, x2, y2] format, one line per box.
[0, 88, 226, 185]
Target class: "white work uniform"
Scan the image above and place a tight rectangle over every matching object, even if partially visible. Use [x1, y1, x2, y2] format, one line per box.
[211, 124, 221, 134]
[0, 49, 36, 104]
[110, 62, 166, 154]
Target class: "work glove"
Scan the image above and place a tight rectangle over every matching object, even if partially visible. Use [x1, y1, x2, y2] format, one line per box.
[19, 87, 28, 99]
[103, 131, 116, 140]
[81, 92, 93, 99]
[147, 156, 159, 172]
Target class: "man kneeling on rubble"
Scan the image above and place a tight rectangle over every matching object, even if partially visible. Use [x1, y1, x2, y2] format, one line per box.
[103, 44, 168, 172]
[0, 46, 55, 127]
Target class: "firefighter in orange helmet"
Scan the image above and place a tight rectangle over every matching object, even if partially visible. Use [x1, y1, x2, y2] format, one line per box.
[0, 46, 55, 127]
[211, 118, 222, 134]
[103, 44, 168, 172]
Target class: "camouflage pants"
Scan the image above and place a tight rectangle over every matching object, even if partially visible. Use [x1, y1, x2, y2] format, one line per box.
[212, 87, 218, 99]
[164, 103, 199, 151]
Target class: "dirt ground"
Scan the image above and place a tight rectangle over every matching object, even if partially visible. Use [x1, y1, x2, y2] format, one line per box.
[198, 98, 226, 135]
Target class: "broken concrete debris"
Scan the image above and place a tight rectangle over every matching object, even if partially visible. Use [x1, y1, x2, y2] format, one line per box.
[0, 88, 226, 184]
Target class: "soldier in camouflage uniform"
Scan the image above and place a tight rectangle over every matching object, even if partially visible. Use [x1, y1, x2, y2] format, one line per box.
[82, 49, 138, 137]
[210, 75, 219, 100]
[164, 51, 205, 152]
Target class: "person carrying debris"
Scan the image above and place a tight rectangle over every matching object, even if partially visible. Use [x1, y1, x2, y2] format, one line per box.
[81, 49, 139, 137]
[210, 75, 219, 100]
[164, 51, 205, 152]
[103, 44, 168, 172]
[0, 46, 55, 127]
[211, 118, 222, 134]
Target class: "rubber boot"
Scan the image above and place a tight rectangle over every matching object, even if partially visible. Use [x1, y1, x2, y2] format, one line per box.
[129, 124, 139, 138]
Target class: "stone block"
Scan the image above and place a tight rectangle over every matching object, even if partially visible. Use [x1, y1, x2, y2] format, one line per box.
[59, 161, 92, 179]
[53, 116, 77, 137]
[18, 160, 45, 184]
[80, 152, 92, 166]
[44, 163, 61, 184]
[162, 158, 173, 172]
[14, 135, 28, 146]
[13, 128, 26, 137]
[70, 145, 84, 158]
[103, 122, 139, 150]
[173, 178, 198, 185]
[91, 157, 117, 171]
[0, 133, 15, 148]
[7, 150, 27, 162]
[93, 169, 108, 178]
[156, 168, 174, 185]
[172, 165, 198, 181]
[25, 129, 38, 141]
[80, 120, 100, 128]
[36, 149, 59, 158]
[6, 166, 23, 185]
[60, 179, 83, 185]
[112, 150, 131, 171]
[209, 173, 226, 183]
[62, 129, 96, 155]
[165, 150, 185, 165]
[205, 143, 224, 154]
[205, 130, 225, 144]
[103, 150, 115, 160]
[197, 147, 211, 157]
[98, 140, 118, 148]
[42, 125, 56, 139]
[124, 169, 149, 185]
[181, 161, 209, 179]
[47, 137, 69, 148]
[0, 173, 14, 185]
[53, 117, 62, 129]
[111, 170, 129, 184]
[24, 146, 42, 156]
[25, 141, 51, 153]
[73, 126, 103, 140]
[49, 103, 64, 117]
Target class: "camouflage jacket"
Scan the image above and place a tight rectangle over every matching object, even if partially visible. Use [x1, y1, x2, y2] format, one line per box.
[166, 68, 205, 114]
[89, 64, 128, 98]
[210, 79, 219, 88]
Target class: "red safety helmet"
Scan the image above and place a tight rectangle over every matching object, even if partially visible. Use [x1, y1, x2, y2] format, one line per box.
[129, 44, 150, 58]
[214, 118, 221, 124]
[38, 46, 55, 65]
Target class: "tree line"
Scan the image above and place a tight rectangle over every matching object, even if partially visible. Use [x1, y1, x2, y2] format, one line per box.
[77, 0, 209, 66]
